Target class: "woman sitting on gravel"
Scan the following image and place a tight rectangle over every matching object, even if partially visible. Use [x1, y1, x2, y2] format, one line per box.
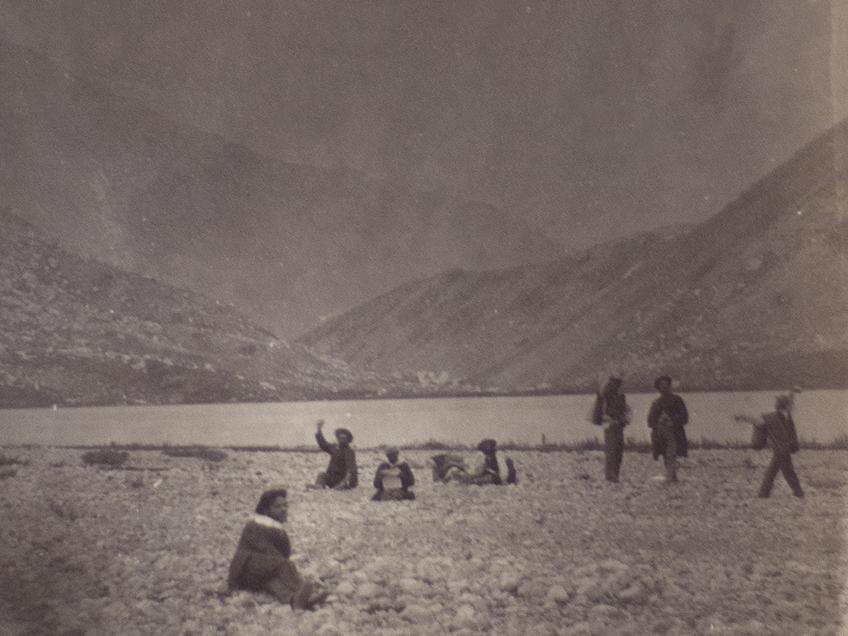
[433, 439, 517, 485]
[227, 488, 328, 610]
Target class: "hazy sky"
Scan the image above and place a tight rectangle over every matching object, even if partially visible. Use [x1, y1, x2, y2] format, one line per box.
[2, 0, 845, 251]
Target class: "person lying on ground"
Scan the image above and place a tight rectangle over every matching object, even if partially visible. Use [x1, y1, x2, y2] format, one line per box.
[372, 447, 415, 501]
[432, 439, 517, 485]
[310, 419, 357, 489]
[430, 452, 469, 482]
[734, 389, 804, 498]
[227, 488, 328, 610]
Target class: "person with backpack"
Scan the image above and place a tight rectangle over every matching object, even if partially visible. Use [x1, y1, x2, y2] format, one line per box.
[734, 390, 804, 498]
[590, 375, 631, 482]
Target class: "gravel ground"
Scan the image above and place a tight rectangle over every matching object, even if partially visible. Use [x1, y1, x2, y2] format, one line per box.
[1, 447, 846, 635]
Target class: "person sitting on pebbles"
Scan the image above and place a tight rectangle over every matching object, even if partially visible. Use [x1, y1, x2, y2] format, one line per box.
[310, 419, 358, 490]
[433, 438, 517, 485]
[372, 447, 415, 501]
[227, 488, 328, 610]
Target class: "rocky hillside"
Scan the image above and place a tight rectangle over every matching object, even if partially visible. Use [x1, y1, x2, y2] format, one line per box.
[0, 209, 425, 407]
[301, 119, 848, 392]
[0, 38, 563, 338]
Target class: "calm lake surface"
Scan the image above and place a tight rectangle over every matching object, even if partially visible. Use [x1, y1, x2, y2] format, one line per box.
[1, 391, 846, 447]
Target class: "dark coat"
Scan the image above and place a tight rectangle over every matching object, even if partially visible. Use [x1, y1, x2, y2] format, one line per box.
[228, 517, 298, 591]
[316, 431, 358, 488]
[648, 393, 689, 460]
[752, 411, 800, 455]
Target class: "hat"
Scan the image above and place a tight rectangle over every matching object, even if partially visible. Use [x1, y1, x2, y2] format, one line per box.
[654, 375, 672, 390]
[477, 438, 497, 454]
[334, 427, 353, 443]
[600, 375, 623, 396]
[385, 447, 400, 457]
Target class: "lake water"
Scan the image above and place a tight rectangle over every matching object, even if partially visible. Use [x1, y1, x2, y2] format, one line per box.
[1, 390, 846, 447]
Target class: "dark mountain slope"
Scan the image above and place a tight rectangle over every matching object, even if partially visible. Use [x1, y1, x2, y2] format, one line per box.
[0, 209, 414, 407]
[302, 120, 848, 391]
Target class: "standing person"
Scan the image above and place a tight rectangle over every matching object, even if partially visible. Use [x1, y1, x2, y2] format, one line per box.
[227, 488, 328, 609]
[372, 447, 416, 501]
[591, 376, 630, 482]
[647, 375, 689, 482]
[312, 419, 358, 489]
[735, 390, 804, 498]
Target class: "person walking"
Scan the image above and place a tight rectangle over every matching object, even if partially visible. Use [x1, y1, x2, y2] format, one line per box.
[647, 375, 689, 482]
[591, 376, 631, 482]
[735, 390, 804, 498]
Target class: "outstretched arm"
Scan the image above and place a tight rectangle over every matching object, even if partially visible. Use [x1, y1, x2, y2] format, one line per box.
[733, 414, 762, 426]
[400, 463, 415, 489]
[315, 420, 333, 454]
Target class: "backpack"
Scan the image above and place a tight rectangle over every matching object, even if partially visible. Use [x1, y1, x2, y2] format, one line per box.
[587, 393, 605, 426]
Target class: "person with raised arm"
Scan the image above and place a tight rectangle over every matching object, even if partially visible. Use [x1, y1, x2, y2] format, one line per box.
[311, 419, 358, 490]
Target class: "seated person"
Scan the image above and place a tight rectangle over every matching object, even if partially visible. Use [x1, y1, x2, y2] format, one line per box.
[311, 419, 357, 489]
[432, 439, 517, 485]
[372, 447, 415, 501]
[227, 488, 328, 610]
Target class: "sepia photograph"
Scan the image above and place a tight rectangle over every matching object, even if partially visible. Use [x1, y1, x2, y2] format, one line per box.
[1, 1, 847, 634]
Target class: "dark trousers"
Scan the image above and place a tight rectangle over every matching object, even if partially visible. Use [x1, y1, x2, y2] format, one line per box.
[604, 423, 624, 482]
[758, 452, 803, 497]
[658, 423, 679, 482]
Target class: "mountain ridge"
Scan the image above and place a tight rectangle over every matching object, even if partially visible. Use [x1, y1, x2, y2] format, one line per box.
[301, 118, 848, 392]
[1, 36, 563, 339]
[0, 207, 439, 407]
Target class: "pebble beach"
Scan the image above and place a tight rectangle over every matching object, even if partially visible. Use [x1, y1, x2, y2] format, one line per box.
[1, 447, 846, 635]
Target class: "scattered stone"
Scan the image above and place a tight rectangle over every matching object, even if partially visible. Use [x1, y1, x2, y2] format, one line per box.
[498, 571, 523, 594]
[616, 582, 648, 605]
[335, 581, 355, 597]
[546, 584, 571, 604]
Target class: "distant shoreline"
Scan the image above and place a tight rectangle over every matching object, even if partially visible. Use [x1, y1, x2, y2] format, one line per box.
[4, 382, 848, 410]
[4, 436, 848, 453]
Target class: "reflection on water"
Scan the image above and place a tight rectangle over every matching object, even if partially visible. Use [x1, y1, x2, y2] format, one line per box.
[0, 391, 845, 447]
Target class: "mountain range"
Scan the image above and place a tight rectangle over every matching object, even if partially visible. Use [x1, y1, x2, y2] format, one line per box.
[0, 37, 562, 339]
[0, 208, 434, 407]
[301, 118, 848, 392]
